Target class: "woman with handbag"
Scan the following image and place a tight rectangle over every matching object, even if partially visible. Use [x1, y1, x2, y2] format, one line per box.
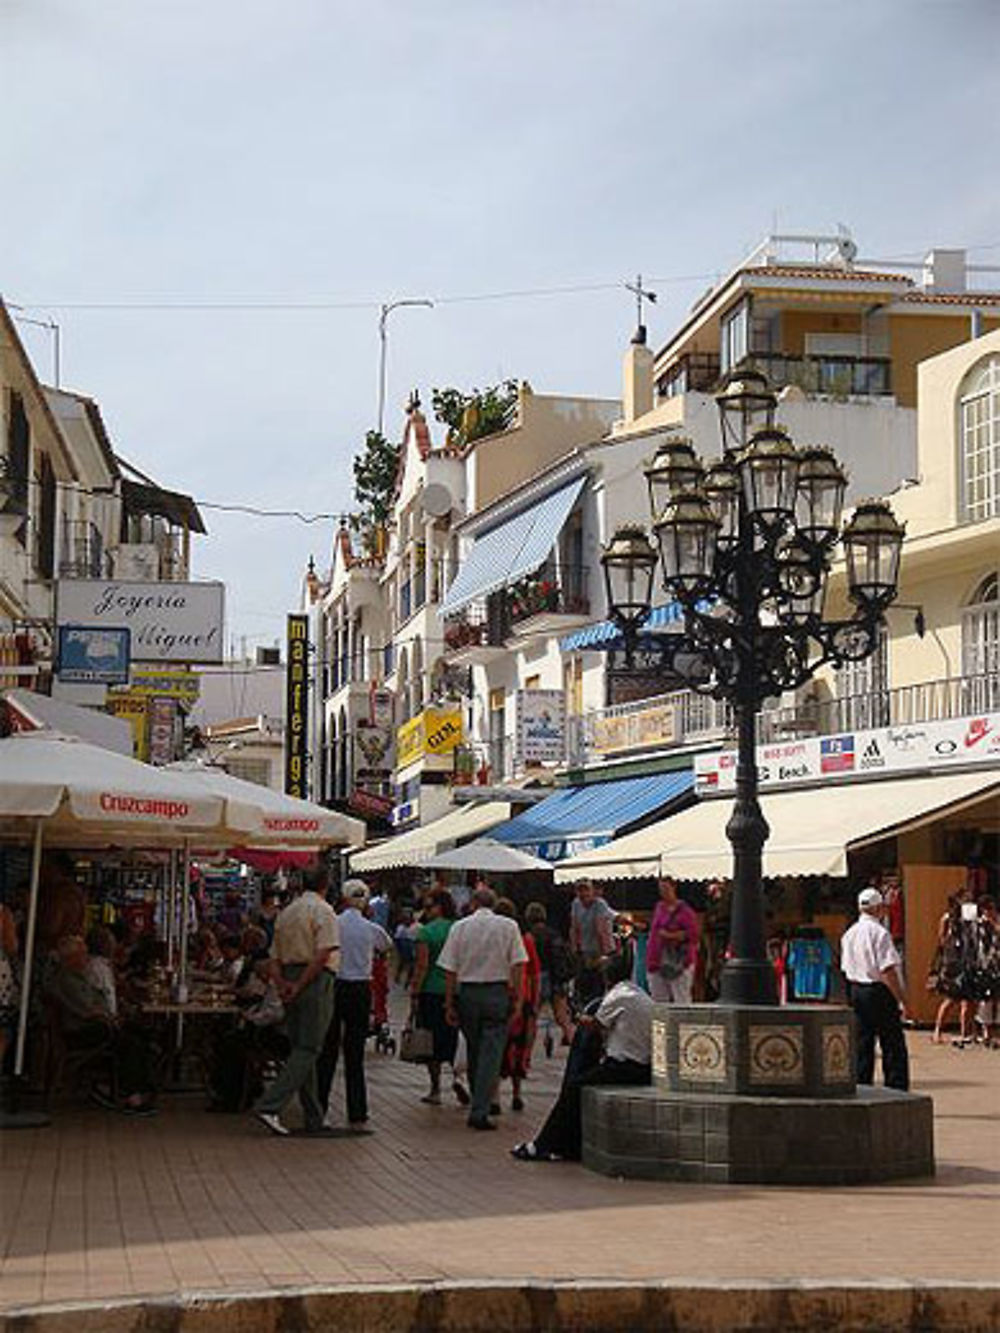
[646, 875, 699, 1004]
[409, 889, 466, 1105]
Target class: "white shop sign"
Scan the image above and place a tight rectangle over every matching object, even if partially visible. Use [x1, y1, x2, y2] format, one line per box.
[695, 712, 1000, 794]
[57, 580, 225, 664]
[516, 689, 566, 766]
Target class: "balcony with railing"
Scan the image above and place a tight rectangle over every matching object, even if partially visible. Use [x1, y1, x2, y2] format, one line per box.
[506, 565, 591, 639]
[656, 352, 722, 400]
[749, 352, 892, 398]
[442, 594, 510, 665]
[575, 672, 1000, 766]
[59, 519, 112, 579]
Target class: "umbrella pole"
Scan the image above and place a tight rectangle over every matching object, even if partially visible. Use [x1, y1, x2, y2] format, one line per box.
[14, 820, 44, 1078]
[166, 848, 177, 972]
[177, 839, 191, 1051]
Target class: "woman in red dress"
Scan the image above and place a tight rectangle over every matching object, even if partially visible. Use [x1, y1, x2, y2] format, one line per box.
[496, 898, 541, 1112]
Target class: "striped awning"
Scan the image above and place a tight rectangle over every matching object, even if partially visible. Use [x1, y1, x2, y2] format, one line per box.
[559, 601, 685, 652]
[439, 476, 587, 617]
[487, 771, 693, 862]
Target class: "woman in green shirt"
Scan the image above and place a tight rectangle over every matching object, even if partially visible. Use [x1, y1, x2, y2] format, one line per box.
[410, 888, 464, 1105]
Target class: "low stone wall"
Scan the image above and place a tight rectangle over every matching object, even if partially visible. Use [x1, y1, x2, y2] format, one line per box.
[2, 1282, 998, 1333]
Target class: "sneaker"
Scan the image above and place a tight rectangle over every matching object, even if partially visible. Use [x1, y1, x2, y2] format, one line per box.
[255, 1110, 289, 1136]
[89, 1084, 117, 1111]
[420, 1092, 442, 1105]
[452, 1080, 470, 1106]
[511, 1095, 524, 1112]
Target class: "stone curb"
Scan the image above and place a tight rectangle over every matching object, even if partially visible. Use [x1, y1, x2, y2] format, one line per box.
[2, 1280, 999, 1332]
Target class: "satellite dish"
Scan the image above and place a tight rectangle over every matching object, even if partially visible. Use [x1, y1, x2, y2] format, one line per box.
[422, 482, 453, 518]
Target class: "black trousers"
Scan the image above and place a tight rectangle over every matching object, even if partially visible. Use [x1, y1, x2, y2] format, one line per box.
[317, 979, 371, 1123]
[850, 981, 910, 1091]
[534, 1023, 650, 1160]
[67, 1019, 154, 1098]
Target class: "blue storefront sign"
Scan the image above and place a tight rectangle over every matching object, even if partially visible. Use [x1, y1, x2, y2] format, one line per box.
[56, 625, 131, 684]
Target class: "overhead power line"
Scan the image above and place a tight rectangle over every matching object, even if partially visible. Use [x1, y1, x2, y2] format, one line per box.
[10, 273, 717, 313]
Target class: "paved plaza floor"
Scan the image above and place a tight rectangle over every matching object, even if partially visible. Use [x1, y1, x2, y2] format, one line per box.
[1, 1020, 998, 1315]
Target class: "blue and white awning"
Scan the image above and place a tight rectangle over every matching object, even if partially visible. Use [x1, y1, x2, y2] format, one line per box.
[559, 601, 685, 653]
[440, 476, 587, 617]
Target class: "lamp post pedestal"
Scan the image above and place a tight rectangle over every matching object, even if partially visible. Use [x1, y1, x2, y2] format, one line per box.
[582, 1004, 935, 1185]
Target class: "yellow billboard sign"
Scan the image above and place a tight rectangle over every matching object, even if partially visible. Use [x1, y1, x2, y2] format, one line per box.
[396, 706, 464, 769]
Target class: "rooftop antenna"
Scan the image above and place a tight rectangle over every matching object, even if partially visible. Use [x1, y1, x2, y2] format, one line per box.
[624, 273, 657, 344]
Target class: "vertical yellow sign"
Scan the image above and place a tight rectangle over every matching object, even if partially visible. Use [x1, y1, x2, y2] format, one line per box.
[285, 614, 309, 798]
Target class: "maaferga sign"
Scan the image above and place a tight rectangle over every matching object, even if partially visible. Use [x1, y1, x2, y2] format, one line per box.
[57, 580, 224, 664]
[696, 711, 1000, 793]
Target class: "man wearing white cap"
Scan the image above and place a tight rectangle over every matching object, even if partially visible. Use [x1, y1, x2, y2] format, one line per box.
[317, 879, 391, 1128]
[840, 887, 909, 1091]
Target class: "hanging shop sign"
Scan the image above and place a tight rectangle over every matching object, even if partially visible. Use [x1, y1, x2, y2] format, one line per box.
[695, 711, 1000, 794]
[348, 788, 395, 819]
[285, 614, 309, 798]
[592, 699, 677, 755]
[396, 706, 464, 770]
[147, 696, 178, 766]
[107, 693, 149, 761]
[121, 667, 200, 704]
[516, 689, 566, 765]
[56, 625, 131, 684]
[57, 579, 225, 663]
[355, 719, 393, 782]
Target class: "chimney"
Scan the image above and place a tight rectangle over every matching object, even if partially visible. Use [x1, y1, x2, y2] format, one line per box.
[921, 249, 967, 293]
[623, 326, 654, 424]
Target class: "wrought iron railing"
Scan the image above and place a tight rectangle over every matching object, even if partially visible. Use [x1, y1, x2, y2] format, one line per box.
[59, 520, 111, 578]
[749, 352, 891, 398]
[507, 565, 590, 625]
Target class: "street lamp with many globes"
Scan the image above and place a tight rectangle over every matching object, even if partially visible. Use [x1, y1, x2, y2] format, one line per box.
[601, 370, 905, 1006]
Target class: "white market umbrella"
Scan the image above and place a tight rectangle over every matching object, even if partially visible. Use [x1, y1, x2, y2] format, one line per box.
[167, 762, 365, 850]
[0, 731, 228, 1076]
[422, 839, 553, 874]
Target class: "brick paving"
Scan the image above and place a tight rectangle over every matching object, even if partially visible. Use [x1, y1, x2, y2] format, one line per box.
[1, 1017, 998, 1313]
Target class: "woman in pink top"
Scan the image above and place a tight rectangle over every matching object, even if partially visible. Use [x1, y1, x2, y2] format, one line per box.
[646, 876, 699, 1004]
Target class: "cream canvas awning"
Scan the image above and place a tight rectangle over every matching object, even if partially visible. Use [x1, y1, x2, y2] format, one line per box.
[349, 801, 511, 872]
[554, 771, 1000, 883]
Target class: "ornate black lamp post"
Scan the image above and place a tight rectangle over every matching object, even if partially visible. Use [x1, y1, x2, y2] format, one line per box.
[602, 371, 904, 1006]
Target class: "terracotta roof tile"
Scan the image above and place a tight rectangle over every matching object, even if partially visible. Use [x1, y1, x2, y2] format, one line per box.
[898, 290, 1000, 306]
[741, 265, 914, 285]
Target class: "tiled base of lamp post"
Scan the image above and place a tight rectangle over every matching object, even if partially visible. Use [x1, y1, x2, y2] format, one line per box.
[581, 1004, 934, 1185]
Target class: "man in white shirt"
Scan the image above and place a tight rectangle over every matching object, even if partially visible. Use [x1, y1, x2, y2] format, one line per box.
[438, 884, 527, 1130]
[511, 951, 652, 1162]
[253, 863, 340, 1136]
[840, 887, 909, 1091]
[317, 879, 391, 1128]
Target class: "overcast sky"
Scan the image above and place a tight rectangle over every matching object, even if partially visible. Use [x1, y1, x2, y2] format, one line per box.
[3, 0, 998, 653]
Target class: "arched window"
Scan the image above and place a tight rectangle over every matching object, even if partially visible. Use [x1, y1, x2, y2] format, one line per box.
[959, 356, 1000, 521]
[962, 572, 1000, 712]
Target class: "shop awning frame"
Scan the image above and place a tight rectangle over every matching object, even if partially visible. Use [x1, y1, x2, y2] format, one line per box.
[349, 801, 512, 872]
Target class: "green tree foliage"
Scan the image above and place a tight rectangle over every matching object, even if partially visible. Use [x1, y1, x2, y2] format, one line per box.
[352, 429, 400, 528]
[431, 379, 518, 446]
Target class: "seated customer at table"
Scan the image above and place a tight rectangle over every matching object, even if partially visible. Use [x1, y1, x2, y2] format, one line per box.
[46, 935, 157, 1115]
[510, 950, 652, 1162]
[208, 958, 289, 1112]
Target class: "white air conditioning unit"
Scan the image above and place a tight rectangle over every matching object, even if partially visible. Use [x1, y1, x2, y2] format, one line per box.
[115, 543, 159, 580]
